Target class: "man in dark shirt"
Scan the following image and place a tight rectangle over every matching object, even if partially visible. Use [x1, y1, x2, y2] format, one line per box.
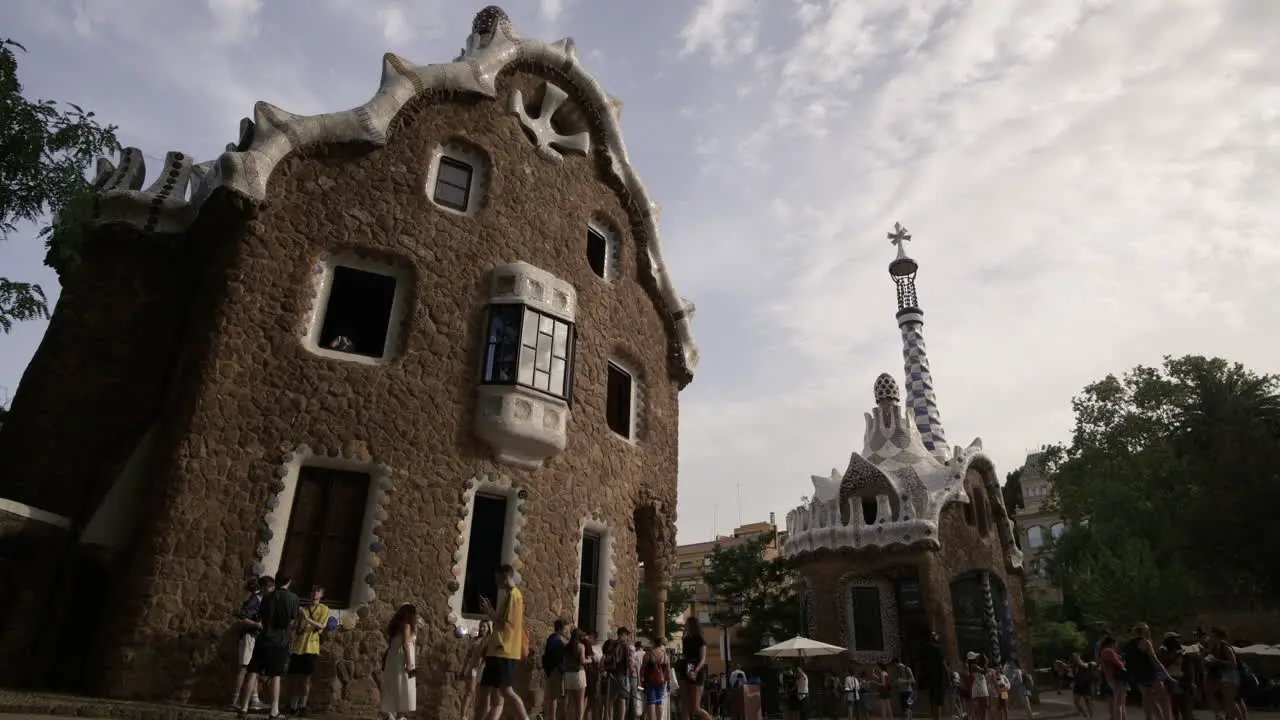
[236, 573, 300, 719]
[542, 619, 567, 720]
[920, 632, 948, 720]
[231, 575, 275, 710]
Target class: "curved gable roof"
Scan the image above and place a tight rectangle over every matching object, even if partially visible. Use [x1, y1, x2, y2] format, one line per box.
[88, 7, 699, 386]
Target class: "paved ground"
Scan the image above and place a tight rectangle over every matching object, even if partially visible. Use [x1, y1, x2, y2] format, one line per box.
[1, 691, 1275, 720]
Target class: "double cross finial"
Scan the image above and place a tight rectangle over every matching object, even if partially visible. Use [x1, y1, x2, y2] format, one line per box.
[887, 222, 911, 249]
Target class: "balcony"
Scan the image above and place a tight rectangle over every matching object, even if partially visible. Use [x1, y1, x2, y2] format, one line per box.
[783, 494, 941, 557]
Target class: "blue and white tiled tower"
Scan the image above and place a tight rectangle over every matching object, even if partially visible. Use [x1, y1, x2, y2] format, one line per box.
[887, 223, 949, 459]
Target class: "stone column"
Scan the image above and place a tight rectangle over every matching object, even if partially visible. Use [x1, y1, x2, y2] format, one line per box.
[919, 553, 956, 662]
[654, 587, 669, 640]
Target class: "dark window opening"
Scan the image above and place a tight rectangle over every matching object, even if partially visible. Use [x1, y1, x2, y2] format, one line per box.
[976, 489, 990, 536]
[963, 500, 976, 526]
[319, 266, 397, 358]
[606, 362, 633, 438]
[481, 304, 575, 401]
[462, 494, 509, 616]
[587, 228, 608, 279]
[861, 498, 878, 525]
[850, 586, 885, 651]
[578, 532, 601, 635]
[279, 466, 371, 608]
[434, 156, 473, 211]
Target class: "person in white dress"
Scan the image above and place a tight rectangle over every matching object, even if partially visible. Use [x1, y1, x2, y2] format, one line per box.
[380, 604, 419, 720]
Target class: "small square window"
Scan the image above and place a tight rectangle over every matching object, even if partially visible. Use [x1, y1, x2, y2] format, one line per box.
[587, 228, 608, 279]
[319, 266, 398, 358]
[434, 156, 473, 212]
[606, 362, 633, 438]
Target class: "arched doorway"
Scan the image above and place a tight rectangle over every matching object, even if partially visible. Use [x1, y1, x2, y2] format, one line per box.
[949, 570, 1012, 665]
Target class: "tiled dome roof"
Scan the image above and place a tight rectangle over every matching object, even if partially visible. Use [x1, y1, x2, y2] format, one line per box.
[874, 372, 900, 404]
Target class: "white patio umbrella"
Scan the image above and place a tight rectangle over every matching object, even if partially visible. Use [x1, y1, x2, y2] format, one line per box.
[757, 636, 847, 659]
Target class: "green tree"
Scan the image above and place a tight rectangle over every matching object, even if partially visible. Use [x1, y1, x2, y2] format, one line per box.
[701, 531, 802, 651]
[637, 580, 694, 642]
[1043, 355, 1280, 614]
[1002, 467, 1025, 516]
[0, 38, 120, 332]
[1030, 620, 1088, 666]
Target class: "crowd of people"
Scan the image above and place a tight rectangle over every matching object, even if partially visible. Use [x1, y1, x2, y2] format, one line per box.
[225, 573, 1276, 720]
[228, 564, 530, 720]
[1048, 624, 1273, 720]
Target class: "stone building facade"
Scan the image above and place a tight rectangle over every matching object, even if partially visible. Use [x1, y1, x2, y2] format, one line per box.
[784, 225, 1029, 672]
[0, 7, 696, 715]
[1011, 452, 1065, 602]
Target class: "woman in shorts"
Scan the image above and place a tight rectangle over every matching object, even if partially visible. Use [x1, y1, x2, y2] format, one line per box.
[641, 639, 670, 720]
[1129, 624, 1172, 720]
[1070, 654, 1095, 718]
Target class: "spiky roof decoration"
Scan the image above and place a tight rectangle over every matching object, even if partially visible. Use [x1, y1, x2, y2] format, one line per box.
[88, 6, 699, 385]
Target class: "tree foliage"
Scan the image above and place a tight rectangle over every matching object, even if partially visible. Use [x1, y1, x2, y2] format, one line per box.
[0, 38, 120, 332]
[637, 580, 695, 642]
[701, 531, 803, 650]
[1002, 467, 1025, 516]
[1031, 619, 1089, 666]
[1042, 355, 1280, 624]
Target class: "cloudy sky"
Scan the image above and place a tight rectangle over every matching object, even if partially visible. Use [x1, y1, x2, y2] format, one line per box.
[1, 0, 1277, 544]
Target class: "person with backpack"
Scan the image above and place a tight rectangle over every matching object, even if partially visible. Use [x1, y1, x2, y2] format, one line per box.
[641, 638, 671, 720]
[235, 573, 300, 720]
[1125, 624, 1172, 720]
[544, 620, 569, 720]
[1203, 627, 1249, 720]
[604, 628, 635, 720]
[230, 576, 272, 711]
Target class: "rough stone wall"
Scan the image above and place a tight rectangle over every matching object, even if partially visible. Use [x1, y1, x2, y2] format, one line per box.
[927, 467, 1030, 667]
[800, 548, 932, 671]
[98, 67, 681, 716]
[0, 231, 199, 517]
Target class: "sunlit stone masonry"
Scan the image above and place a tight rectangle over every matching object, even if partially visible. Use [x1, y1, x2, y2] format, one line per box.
[785, 224, 1030, 671]
[0, 7, 697, 715]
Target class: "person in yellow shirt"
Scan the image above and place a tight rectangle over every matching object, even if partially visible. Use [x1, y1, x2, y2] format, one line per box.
[286, 585, 331, 715]
[478, 564, 530, 720]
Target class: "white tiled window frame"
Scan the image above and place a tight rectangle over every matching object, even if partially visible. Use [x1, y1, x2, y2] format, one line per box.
[606, 357, 644, 445]
[448, 476, 524, 634]
[262, 449, 388, 623]
[425, 141, 490, 217]
[302, 253, 413, 366]
[574, 518, 616, 637]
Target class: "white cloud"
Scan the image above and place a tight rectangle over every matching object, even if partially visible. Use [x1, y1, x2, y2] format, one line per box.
[206, 0, 265, 45]
[0, 1, 1276, 548]
[679, 0, 761, 66]
[669, 0, 1280, 541]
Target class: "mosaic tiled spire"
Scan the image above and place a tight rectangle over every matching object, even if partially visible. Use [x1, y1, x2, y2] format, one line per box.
[887, 223, 948, 457]
[981, 571, 1002, 664]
